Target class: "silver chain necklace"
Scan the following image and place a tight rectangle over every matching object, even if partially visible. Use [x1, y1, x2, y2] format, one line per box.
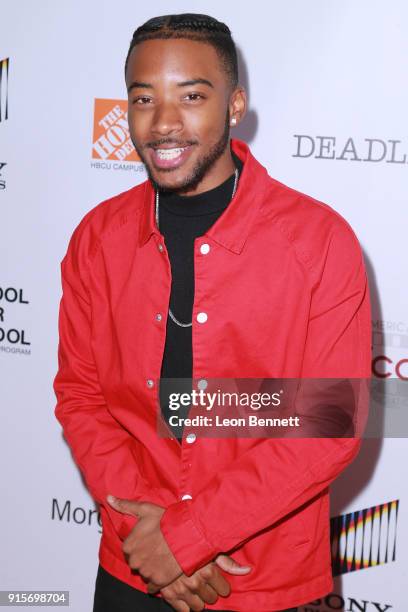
[155, 168, 239, 328]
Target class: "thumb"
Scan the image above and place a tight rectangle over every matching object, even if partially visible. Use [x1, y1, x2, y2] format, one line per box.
[215, 554, 252, 575]
[106, 495, 143, 517]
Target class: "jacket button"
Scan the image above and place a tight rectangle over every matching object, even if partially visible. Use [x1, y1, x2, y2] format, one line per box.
[146, 379, 154, 388]
[200, 243, 210, 255]
[197, 379, 208, 390]
[197, 312, 207, 324]
[155, 313, 162, 321]
[181, 494, 192, 500]
[186, 432, 196, 444]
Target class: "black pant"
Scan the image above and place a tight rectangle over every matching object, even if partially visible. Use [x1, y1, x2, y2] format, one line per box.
[93, 564, 298, 612]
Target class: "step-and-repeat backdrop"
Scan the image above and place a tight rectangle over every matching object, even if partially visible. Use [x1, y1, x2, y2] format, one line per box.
[1, 1, 407, 610]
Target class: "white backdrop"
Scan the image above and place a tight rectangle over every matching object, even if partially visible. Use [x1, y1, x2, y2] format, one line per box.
[1, 1, 407, 610]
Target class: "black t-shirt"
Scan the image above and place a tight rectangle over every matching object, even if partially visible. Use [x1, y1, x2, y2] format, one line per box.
[158, 154, 243, 440]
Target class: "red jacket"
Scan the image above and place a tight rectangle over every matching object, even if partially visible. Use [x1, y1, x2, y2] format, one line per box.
[53, 139, 371, 611]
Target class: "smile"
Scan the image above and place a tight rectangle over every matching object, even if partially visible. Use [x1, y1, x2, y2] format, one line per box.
[149, 144, 194, 170]
[155, 147, 188, 160]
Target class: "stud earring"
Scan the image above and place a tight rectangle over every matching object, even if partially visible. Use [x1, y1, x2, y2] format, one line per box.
[231, 117, 237, 126]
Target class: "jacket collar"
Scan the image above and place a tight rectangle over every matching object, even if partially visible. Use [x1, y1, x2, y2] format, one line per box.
[138, 139, 270, 254]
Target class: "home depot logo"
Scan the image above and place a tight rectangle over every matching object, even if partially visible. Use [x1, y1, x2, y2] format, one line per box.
[92, 99, 140, 162]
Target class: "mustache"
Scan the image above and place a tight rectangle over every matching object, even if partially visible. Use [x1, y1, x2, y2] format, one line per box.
[144, 138, 198, 149]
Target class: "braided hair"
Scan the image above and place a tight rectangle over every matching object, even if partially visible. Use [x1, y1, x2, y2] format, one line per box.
[125, 13, 238, 88]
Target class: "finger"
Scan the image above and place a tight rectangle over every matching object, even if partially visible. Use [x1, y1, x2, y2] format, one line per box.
[215, 553, 252, 575]
[146, 581, 161, 595]
[169, 573, 218, 606]
[106, 495, 142, 517]
[196, 582, 218, 605]
[177, 591, 205, 612]
[161, 579, 206, 612]
[204, 566, 231, 598]
[163, 599, 189, 612]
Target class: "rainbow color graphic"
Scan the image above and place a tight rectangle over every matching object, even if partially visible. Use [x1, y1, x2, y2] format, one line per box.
[331, 499, 399, 575]
[0, 57, 9, 123]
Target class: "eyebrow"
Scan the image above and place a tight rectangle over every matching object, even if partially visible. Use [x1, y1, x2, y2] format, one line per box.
[127, 81, 152, 93]
[178, 78, 214, 88]
[127, 77, 214, 94]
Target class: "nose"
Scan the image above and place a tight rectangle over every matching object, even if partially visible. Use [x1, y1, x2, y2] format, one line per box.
[151, 101, 183, 137]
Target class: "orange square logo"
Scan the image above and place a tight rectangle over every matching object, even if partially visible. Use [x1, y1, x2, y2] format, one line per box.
[92, 99, 140, 161]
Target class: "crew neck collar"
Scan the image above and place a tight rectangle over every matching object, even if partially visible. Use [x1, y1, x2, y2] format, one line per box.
[158, 152, 242, 217]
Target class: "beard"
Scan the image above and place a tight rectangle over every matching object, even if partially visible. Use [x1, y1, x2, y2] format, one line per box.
[132, 110, 231, 194]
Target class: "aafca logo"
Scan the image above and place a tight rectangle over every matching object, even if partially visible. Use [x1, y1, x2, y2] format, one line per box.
[92, 99, 140, 162]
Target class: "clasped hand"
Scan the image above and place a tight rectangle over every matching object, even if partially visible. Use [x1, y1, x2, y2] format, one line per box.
[107, 495, 251, 612]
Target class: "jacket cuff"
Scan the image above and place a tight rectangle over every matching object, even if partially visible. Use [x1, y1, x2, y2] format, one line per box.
[160, 500, 217, 576]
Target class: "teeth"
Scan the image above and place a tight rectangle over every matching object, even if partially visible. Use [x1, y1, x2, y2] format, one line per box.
[155, 147, 186, 160]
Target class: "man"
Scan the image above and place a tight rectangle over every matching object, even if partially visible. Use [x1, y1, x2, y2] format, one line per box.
[53, 13, 371, 612]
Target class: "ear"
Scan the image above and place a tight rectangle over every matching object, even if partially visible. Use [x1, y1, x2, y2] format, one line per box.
[229, 86, 247, 128]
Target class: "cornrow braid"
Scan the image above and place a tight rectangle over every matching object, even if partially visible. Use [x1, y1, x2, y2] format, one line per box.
[124, 13, 238, 88]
